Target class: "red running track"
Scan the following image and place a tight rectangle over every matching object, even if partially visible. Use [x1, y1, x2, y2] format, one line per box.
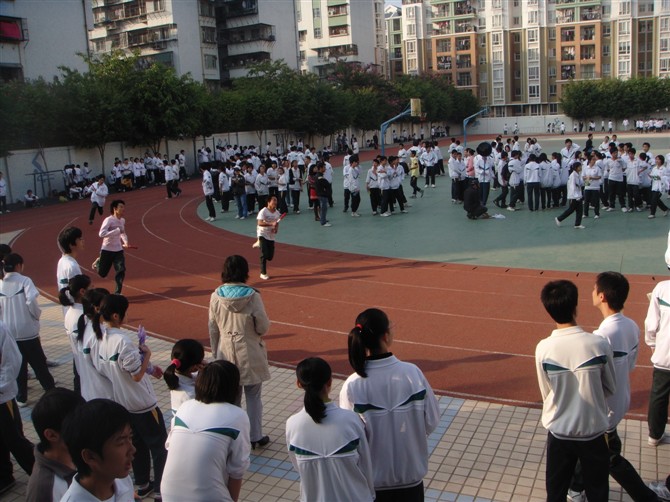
[3, 180, 660, 418]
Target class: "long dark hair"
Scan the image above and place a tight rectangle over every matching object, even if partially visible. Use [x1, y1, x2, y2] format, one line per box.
[296, 357, 332, 423]
[163, 339, 205, 390]
[347, 308, 390, 378]
[77, 288, 110, 343]
[59, 274, 91, 307]
[195, 360, 240, 404]
[92, 294, 128, 340]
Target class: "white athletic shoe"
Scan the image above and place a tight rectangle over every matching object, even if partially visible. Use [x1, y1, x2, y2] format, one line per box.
[554, 217, 561, 227]
[567, 489, 586, 502]
[574, 225, 586, 229]
[260, 274, 270, 280]
[594, 215, 600, 219]
[648, 481, 670, 501]
[648, 434, 666, 446]
[351, 212, 361, 217]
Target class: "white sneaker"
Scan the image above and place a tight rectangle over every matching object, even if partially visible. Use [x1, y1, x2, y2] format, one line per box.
[507, 206, 516, 212]
[648, 481, 670, 501]
[574, 225, 586, 229]
[424, 184, 429, 188]
[351, 212, 360, 217]
[594, 215, 600, 219]
[567, 489, 586, 502]
[260, 274, 270, 280]
[621, 207, 628, 212]
[606, 207, 615, 212]
[401, 209, 408, 213]
[16, 400, 27, 408]
[240, 216, 246, 220]
[322, 222, 332, 227]
[235, 215, 240, 219]
[648, 434, 665, 446]
[380, 212, 391, 217]
[555, 217, 561, 227]
[431, 184, 436, 188]
[649, 215, 656, 219]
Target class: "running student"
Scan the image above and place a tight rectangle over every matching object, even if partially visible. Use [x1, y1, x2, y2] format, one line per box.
[161, 361, 251, 502]
[163, 338, 205, 416]
[340, 308, 439, 502]
[286, 357, 374, 502]
[88, 175, 108, 225]
[255, 195, 282, 280]
[93, 200, 130, 294]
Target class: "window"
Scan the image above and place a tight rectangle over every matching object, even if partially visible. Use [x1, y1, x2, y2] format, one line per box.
[493, 68, 503, 81]
[407, 58, 417, 71]
[515, 87, 521, 97]
[663, 0, 670, 12]
[492, 0, 501, 7]
[514, 52, 521, 61]
[548, 28, 556, 40]
[479, 35, 486, 47]
[549, 84, 557, 96]
[314, 27, 322, 38]
[406, 23, 415, 36]
[493, 49, 503, 62]
[528, 66, 539, 79]
[527, 29, 538, 43]
[528, 10, 538, 24]
[494, 86, 504, 100]
[549, 103, 558, 114]
[479, 55, 487, 65]
[436, 39, 451, 52]
[393, 19, 400, 31]
[492, 32, 501, 46]
[602, 44, 609, 56]
[601, 4, 610, 16]
[480, 87, 488, 99]
[548, 66, 556, 78]
[480, 71, 488, 83]
[513, 33, 521, 43]
[602, 23, 611, 36]
[530, 104, 541, 116]
[406, 6, 415, 18]
[618, 41, 630, 55]
[201, 27, 216, 43]
[662, 38, 670, 52]
[514, 69, 521, 79]
[619, 1, 630, 15]
[663, 17, 670, 31]
[393, 34, 401, 44]
[661, 58, 670, 71]
[618, 60, 630, 74]
[513, 16, 520, 25]
[299, 50, 305, 61]
[313, 7, 320, 18]
[602, 63, 611, 75]
[548, 47, 556, 59]
[513, 0, 519, 6]
[618, 21, 630, 35]
[528, 48, 539, 61]
[406, 40, 416, 54]
[199, 0, 215, 17]
[204, 54, 217, 69]
[492, 15, 502, 27]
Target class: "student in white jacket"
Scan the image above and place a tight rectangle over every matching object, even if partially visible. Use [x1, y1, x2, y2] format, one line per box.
[568, 272, 658, 501]
[287, 357, 374, 502]
[88, 175, 109, 225]
[555, 162, 585, 229]
[0, 320, 35, 493]
[645, 267, 670, 446]
[0, 254, 55, 406]
[340, 308, 439, 501]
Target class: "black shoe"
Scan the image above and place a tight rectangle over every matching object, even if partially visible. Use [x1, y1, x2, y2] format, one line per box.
[136, 481, 154, 498]
[251, 435, 270, 450]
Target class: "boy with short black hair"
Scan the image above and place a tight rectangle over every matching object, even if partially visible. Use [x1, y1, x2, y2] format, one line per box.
[26, 388, 84, 501]
[535, 280, 616, 502]
[57, 227, 84, 293]
[60, 399, 136, 502]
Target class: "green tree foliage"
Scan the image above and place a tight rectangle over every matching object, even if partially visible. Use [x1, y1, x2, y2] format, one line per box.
[2, 56, 482, 159]
[561, 77, 670, 120]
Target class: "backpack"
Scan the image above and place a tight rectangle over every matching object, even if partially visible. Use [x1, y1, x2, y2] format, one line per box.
[501, 162, 511, 182]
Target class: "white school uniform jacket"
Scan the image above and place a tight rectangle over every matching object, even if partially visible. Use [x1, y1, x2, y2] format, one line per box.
[89, 181, 108, 207]
[56, 255, 82, 292]
[77, 319, 114, 401]
[201, 169, 214, 196]
[64, 303, 83, 355]
[0, 321, 21, 403]
[94, 327, 158, 413]
[347, 166, 361, 193]
[508, 159, 524, 186]
[161, 400, 251, 502]
[339, 355, 439, 491]
[169, 373, 196, 415]
[366, 168, 379, 189]
[645, 279, 670, 371]
[286, 402, 375, 502]
[61, 475, 135, 502]
[535, 326, 615, 440]
[566, 171, 583, 200]
[594, 313, 639, 431]
[650, 165, 667, 192]
[0, 272, 41, 341]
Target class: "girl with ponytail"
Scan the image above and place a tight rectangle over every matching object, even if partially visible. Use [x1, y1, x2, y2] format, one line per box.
[60, 274, 91, 394]
[92, 294, 168, 497]
[163, 338, 205, 415]
[286, 357, 374, 502]
[340, 308, 439, 502]
[74, 288, 113, 401]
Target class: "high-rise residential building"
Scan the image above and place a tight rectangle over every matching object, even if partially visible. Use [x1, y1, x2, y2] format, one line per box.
[88, 0, 298, 86]
[296, 0, 386, 77]
[423, 0, 670, 117]
[216, 0, 299, 81]
[402, 0, 433, 76]
[386, 4, 404, 79]
[0, 0, 90, 81]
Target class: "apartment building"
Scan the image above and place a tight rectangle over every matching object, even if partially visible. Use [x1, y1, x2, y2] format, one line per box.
[423, 0, 670, 117]
[296, 0, 386, 78]
[386, 5, 404, 79]
[0, 0, 89, 82]
[402, 0, 433, 75]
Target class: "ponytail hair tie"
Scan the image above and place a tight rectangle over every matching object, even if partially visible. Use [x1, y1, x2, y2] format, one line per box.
[170, 358, 181, 369]
[355, 323, 363, 331]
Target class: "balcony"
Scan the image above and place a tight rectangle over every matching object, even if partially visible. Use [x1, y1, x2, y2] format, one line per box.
[455, 21, 476, 33]
[561, 48, 576, 60]
[454, 2, 476, 17]
[556, 0, 576, 4]
[456, 55, 472, 68]
[219, 24, 275, 45]
[581, 27, 596, 40]
[221, 51, 270, 69]
[580, 47, 596, 59]
[561, 65, 576, 79]
[393, 48, 402, 58]
[456, 38, 471, 50]
[561, 28, 576, 41]
[433, 21, 451, 35]
[315, 44, 358, 59]
[580, 9, 601, 21]
[436, 40, 451, 52]
[329, 26, 349, 37]
[556, 10, 575, 23]
[436, 55, 452, 70]
[221, 0, 258, 18]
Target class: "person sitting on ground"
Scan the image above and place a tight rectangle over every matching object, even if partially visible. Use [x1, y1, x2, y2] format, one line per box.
[60, 399, 137, 502]
[463, 179, 490, 219]
[24, 190, 39, 208]
[26, 388, 85, 502]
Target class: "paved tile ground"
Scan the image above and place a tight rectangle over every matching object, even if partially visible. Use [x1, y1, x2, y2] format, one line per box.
[4, 298, 668, 501]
